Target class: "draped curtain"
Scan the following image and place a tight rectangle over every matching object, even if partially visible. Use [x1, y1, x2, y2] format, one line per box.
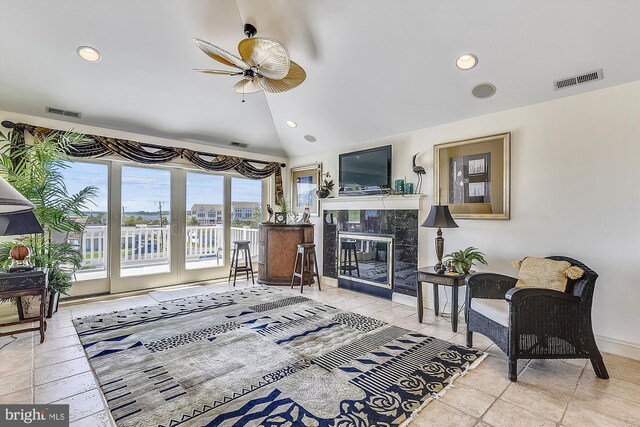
[13, 123, 284, 204]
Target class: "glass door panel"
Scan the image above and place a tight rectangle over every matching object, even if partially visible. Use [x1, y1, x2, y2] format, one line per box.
[185, 172, 225, 270]
[231, 177, 262, 263]
[59, 161, 109, 281]
[120, 166, 171, 277]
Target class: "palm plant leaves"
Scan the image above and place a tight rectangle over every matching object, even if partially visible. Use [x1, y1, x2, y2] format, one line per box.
[0, 130, 98, 294]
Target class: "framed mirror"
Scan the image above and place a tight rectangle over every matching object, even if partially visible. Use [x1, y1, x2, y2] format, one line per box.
[434, 133, 510, 219]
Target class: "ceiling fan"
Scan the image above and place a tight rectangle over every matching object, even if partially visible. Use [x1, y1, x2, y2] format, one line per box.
[193, 23, 306, 97]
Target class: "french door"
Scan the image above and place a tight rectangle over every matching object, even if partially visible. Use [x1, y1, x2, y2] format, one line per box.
[69, 161, 267, 297]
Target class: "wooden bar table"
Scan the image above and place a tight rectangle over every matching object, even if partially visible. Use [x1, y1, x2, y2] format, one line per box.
[258, 223, 314, 285]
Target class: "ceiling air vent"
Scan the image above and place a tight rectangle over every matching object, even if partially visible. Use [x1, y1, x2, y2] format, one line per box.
[554, 69, 603, 90]
[229, 141, 249, 148]
[46, 106, 82, 118]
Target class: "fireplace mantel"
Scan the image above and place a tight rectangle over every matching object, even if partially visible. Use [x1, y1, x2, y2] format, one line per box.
[320, 194, 426, 211]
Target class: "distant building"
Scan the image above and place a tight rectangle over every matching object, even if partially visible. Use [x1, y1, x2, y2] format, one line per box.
[187, 202, 259, 225]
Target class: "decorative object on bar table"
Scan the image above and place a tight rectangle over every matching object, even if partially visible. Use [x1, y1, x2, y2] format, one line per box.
[394, 178, 405, 193]
[404, 182, 414, 195]
[412, 152, 426, 193]
[274, 212, 287, 225]
[421, 204, 459, 274]
[277, 197, 291, 224]
[444, 247, 487, 274]
[317, 172, 334, 199]
[0, 211, 44, 272]
[266, 203, 274, 223]
[302, 203, 311, 224]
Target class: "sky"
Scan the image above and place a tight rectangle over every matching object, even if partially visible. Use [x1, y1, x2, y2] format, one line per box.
[60, 161, 262, 213]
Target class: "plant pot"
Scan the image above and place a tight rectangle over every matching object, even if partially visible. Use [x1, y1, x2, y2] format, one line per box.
[17, 295, 45, 320]
[17, 291, 59, 320]
[47, 291, 60, 318]
[317, 189, 330, 199]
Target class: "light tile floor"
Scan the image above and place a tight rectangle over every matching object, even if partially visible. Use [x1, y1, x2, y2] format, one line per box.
[1, 281, 639, 426]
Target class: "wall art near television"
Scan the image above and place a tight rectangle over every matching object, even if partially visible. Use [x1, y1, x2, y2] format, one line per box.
[434, 132, 511, 219]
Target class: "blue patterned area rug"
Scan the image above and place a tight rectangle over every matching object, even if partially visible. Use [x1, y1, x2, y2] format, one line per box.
[73, 286, 485, 427]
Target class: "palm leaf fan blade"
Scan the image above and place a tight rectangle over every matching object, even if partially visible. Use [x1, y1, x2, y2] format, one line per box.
[193, 69, 241, 75]
[259, 61, 306, 93]
[238, 37, 290, 80]
[193, 38, 249, 70]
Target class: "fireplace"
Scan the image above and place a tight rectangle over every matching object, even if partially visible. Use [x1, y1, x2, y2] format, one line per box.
[338, 232, 393, 298]
[323, 208, 419, 299]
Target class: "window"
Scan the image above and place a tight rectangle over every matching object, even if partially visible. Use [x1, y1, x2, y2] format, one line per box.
[59, 161, 109, 281]
[231, 177, 262, 262]
[186, 172, 224, 270]
[120, 166, 171, 277]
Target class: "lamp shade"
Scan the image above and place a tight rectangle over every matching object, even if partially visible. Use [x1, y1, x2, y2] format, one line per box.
[0, 176, 34, 213]
[421, 205, 459, 229]
[0, 210, 43, 236]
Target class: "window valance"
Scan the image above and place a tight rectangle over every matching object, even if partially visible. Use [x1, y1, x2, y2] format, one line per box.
[11, 123, 284, 204]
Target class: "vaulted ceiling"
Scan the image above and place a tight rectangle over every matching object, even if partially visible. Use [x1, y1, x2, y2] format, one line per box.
[1, 0, 639, 157]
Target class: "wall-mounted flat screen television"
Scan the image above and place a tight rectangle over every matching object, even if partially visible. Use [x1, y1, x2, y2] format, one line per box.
[339, 145, 392, 195]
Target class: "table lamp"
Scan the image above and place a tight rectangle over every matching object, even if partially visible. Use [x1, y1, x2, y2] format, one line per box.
[0, 176, 42, 271]
[0, 176, 34, 213]
[421, 205, 458, 274]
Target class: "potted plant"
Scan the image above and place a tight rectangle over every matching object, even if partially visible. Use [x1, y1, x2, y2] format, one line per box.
[0, 129, 97, 318]
[276, 198, 292, 224]
[444, 247, 488, 274]
[317, 172, 334, 199]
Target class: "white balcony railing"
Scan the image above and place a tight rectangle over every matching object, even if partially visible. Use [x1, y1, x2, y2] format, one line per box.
[78, 225, 259, 273]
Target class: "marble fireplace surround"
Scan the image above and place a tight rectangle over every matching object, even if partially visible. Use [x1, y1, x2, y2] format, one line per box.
[321, 195, 425, 302]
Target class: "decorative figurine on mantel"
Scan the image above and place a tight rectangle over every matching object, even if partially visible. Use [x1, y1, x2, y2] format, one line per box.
[266, 204, 274, 223]
[412, 153, 426, 193]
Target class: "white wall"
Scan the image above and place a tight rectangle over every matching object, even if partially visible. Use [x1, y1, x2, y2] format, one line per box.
[289, 80, 640, 359]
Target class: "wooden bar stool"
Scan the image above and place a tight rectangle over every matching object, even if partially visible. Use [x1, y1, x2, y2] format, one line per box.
[290, 243, 321, 293]
[340, 240, 360, 277]
[228, 240, 254, 286]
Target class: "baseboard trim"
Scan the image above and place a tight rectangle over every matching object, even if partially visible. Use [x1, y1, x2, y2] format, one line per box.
[392, 293, 417, 308]
[321, 277, 338, 288]
[596, 335, 640, 361]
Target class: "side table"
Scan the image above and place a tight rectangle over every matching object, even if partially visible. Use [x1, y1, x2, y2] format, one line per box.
[416, 267, 471, 333]
[0, 268, 48, 343]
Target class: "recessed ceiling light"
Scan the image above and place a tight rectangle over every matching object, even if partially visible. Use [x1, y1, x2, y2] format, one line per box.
[77, 46, 101, 62]
[456, 53, 477, 70]
[471, 83, 496, 99]
[286, 120, 297, 128]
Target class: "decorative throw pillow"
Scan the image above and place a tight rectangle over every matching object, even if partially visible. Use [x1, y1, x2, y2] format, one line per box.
[511, 257, 584, 292]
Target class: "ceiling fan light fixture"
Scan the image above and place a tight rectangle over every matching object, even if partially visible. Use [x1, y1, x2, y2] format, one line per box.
[456, 53, 477, 70]
[193, 24, 305, 98]
[286, 120, 297, 128]
[77, 46, 101, 62]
